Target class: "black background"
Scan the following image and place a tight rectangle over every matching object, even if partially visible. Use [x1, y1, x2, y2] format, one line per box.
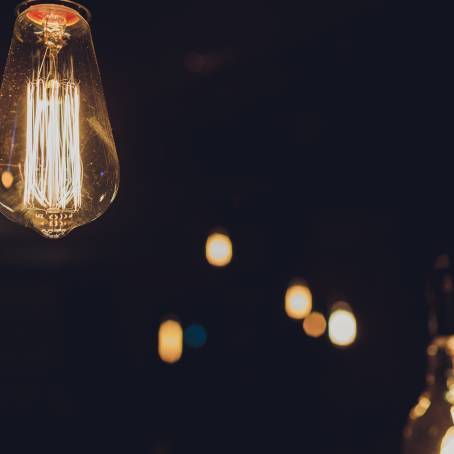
[0, 0, 450, 452]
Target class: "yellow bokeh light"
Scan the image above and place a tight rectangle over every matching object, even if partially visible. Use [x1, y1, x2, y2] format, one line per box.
[205, 232, 233, 267]
[303, 311, 327, 338]
[328, 304, 357, 347]
[158, 320, 183, 364]
[285, 283, 312, 320]
[1, 170, 14, 189]
[440, 427, 454, 454]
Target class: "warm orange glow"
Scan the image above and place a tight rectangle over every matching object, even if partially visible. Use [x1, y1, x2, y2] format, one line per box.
[1, 171, 14, 189]
[328, 303, 357, 347]
[158, 320, 183, 364]
[303, 312, 327, 338]
[285, 283, 312, 320]
[440, 427, 454, 454]
[205, 232, 233, 267]
[26, 5, 81, 26]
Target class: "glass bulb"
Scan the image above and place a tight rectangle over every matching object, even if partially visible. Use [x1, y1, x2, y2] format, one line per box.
[303, 311, 327, 338]
[158, 320, 183, 364]
[0, 1, 119, 238]
[284, 281, 312, 320]
[403, 337, 454, 454]
[205, 231, 233, 267]
[328, 302, 357, 347]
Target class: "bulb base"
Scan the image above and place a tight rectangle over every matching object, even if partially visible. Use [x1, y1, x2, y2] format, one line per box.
[31, 209, 75, 239]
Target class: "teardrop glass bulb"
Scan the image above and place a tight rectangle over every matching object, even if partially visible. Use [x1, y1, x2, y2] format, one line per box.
[0, 1, 119, 238]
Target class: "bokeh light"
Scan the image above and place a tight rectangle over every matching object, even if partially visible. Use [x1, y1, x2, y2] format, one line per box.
[1, 170, 13, 189]
[328, 302, 357, 347]
[285, 282, 312, 320]
[158, 319, 183, 364]
[184, 324, 207, 349]
[205, 231, 233, 267]
[303, 311, 327, 338]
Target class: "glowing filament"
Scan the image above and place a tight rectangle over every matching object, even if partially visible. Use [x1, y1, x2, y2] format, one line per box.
[441, 427, 454, 454]
[24, 76, 82, 212]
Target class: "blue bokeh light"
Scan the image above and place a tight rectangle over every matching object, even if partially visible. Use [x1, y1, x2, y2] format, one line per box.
[184, 324, 207, 349]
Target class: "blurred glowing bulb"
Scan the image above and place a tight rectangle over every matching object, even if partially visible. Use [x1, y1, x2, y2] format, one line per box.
[285, 283, 312, 320]
[441, 427, 454, 454]
[1, 171, 14, 189]
[158, 320, 183, 364]
[303, 311, 327, 338]
[205, 231, 233, 267]
[328, 303, 357, 347]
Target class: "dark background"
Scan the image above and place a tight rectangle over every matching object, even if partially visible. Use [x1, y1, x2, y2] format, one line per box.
[0, 0, 450, 452]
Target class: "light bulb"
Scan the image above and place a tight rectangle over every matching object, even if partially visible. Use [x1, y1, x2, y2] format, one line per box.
[303, 311, 327, 338]
[284, 281, 312, 320]
[205, 231, 233, 267]
[158, 319, 183, 364]
[328, 302, 357, 347]
[0, 1, 119, 238]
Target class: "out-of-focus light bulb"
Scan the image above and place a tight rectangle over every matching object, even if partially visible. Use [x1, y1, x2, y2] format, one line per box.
[303, 311, 327, 338]
[285, 282, 312, 320]
[328, 302, 357, 347]
[0, 1, 119, 238]
[158, 320, 183, 364]
[205, 231, 233, 267]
